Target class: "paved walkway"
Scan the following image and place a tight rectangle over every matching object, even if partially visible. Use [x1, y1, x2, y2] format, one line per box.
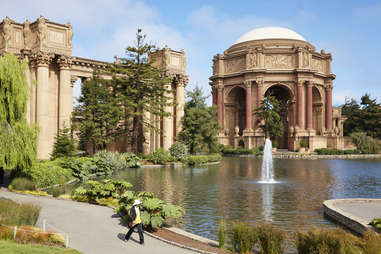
[335, 201, 381, 223]
[0, 189, 195, 254]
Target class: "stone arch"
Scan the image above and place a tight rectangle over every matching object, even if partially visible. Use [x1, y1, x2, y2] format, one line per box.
[312, 86, 324, 134]
[225, 85, 246, 144]
[264, 83, 295, 149]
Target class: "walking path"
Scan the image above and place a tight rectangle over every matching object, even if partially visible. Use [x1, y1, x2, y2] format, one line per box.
[0, 189, 195, 254]
[324, 199, 381, 235]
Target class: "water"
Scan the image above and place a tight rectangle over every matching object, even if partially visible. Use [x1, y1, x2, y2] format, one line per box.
[112, 157, 381, 241]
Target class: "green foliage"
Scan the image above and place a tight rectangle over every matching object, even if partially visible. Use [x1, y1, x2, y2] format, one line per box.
[221, 145, 262, 155]
[0, 54, 38, 172]
[146, 148, 173, 165]
[0, 240, 81, 254]
[369, 218, 381, 232]
[238, 140, 245, 148]
[109, 29, 173, 154]
[218, 219, 226, 249]
[314, 148, 362, 155]
[255, 95, 283, 140]
[361, 230, 381, 254]
[179, 86, 220, 154]
[295, 227, 363, 254]
[118, 190, 185, 230]
[120, 152, 141, 168]
[257, 223, 286, 254]
[22, 160, 73, 188]
[9, 177, 36, 191]
[0, 199, 41, 226]
[72, 179, 132, 204]
[169, 142, 188, 161]
[350, 132, 380, 154]
[51, 126, 76, 160]
[299, 139, 308, 148]
[342, 94, 381, 138]
[183, 153, 221, 166]
[230, 222, 257, 253]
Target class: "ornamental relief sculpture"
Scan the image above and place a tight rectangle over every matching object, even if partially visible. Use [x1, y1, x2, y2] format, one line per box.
[246, 48, 257, 69]
[265, 54, 292, 68]
[225, 57, 245, 73]
[1, 17, 12, 51]
[36, 16, 47, 50]
[23, 20, 32, 49]
[312, 58, 323, 72]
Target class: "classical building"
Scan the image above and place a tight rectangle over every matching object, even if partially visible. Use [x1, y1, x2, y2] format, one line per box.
[0, 16, 188, 159]
[210, 27, 346, 151]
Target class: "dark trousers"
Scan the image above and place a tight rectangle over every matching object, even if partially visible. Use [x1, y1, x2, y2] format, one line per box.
[125, 223, 144, 244]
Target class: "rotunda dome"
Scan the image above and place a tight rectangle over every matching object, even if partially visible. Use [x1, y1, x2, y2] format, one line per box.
[235, 27, 306, 44]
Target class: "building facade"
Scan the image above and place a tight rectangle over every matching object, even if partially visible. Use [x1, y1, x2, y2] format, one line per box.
[210, 27, 346, 151]
[0, 16, 187, 159]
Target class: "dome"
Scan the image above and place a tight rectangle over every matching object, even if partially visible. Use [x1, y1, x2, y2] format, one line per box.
[235, 27, 306, 44]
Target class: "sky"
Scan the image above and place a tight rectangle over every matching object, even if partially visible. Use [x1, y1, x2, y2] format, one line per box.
[1, 0, 381, 106]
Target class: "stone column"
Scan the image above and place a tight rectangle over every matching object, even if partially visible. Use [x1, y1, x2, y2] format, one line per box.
[57, 55, 73, 129]
[306, 81, 313, 130]
[297, 81, 304, 128]
[175, 78, 185, 136]
[163, 83, 173, 150]
[325, 85, 333, 131]
[244, 80, 253, 131]
[217, 83, 224, 127]
[256, 78, 263, 108]
[35, 53, 52, 159]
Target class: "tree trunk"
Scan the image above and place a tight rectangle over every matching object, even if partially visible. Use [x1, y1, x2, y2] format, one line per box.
[0, 167, 4, 186]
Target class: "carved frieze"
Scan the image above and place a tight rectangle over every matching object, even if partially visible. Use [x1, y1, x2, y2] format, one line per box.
[23, 20, 32, 49]
[246, 48, 258, 69]
[225, 57, 245, 73]
[265, 54, 292, 68]
[31, 51, 54, 66]
[302, 51, 309, 67]
[36, 16, 47, 50]
[312, 58, 323, 72]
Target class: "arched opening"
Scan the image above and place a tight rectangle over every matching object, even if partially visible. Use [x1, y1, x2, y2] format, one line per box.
[225, 86, 246, 145]
[264, 85, 293, 149]
[312, 87, 323, 134]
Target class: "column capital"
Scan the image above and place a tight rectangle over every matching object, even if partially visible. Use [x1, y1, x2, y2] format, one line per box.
[256, 78, 264, 87]
[71, 76, 79, 86]
[306, 80, 313, 87]
[325, 83, 333, 90]
[297, 80, 304, 86]
[216, 80, 224, 90]
[57, 55, 73, 69]
[31, 52, 54, 67]
[244, 80, 253, 88]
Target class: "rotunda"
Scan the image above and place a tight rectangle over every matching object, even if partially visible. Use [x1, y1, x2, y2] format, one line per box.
[210, 27, 346, 151]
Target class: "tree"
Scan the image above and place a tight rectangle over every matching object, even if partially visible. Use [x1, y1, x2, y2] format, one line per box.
[342, 94, 381, 138]
[51, 126, 77, 159]
[73, 71, 123, 154]
[110, 29, 172, 153]
[255, 95, 283, 140]
[178, 86, 219, 154]
[0, 53, 38, 175]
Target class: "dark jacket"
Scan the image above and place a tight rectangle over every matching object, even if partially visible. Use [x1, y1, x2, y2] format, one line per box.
[129, 205, 137, 222]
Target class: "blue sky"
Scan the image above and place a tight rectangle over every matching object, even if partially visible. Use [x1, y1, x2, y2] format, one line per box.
[2, 0, 381, 105]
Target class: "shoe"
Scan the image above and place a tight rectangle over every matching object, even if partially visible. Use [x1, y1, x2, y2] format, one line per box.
[124, 238, 129, 243]
[139, 242, 144, 245]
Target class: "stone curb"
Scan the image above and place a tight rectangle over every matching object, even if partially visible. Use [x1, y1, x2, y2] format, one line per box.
[323, 198, 380, 235]
[227, 154, 381, 160]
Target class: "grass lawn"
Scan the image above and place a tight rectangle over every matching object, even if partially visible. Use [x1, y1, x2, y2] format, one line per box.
[0, 240, 81, 254]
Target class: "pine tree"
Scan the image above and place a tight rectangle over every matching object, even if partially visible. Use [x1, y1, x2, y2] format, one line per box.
[73, 71, 123, 154]
[51, 126, 76, 159]
[110, 29, 172, 153]
[0, 53, 38, 173]
[255, 95, 283, 140]
[178, 86, 219, 154]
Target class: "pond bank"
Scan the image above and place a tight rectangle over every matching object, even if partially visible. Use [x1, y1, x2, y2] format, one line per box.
[224, 153, 381, 160]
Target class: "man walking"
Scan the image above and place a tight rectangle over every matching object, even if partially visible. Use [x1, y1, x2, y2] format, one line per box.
[125, 199, 144, 245]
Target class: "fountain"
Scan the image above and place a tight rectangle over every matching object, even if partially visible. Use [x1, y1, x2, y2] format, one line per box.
[259, 138, 276, 183]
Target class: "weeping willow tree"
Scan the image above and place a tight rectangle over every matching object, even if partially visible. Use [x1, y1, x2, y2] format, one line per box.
[0, 53, 38, 174]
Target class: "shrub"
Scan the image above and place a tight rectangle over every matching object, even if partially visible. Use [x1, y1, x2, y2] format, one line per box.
[361, 230, 381, 254]
[300, 139, 308, 148]
[146, 148, 173, 165]
[218, 219, 226, 249]
[183, 153, 222, 166]
[72, 179, 133, 204]
[344, 149, 361, 154]
[230, 222, 257, 253]
[59, 156, 110, 181]
[295, 227, 362, 254]
[315, 148, 345, 155]
[9, 177, 36, 191]
[351, 132, 380, 154]
[23, 161, 74, 188]
[51, 126, 76, 160]
[369, 218, 381, 232]
[94, 150, 124, 170]
[120, 152, 141, 168]
[0, 199, 41, 226]
[257, 223, 286, 254]
[238, 140, 245, 148]
[118, 191, 185, 230]
[169, 142, 188, 161]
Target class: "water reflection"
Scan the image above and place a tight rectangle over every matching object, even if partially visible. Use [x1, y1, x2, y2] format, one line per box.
[113, 157, 381, 240]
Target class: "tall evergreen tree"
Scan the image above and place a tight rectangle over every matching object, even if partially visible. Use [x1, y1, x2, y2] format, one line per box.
[255, 95, 283, 140]
[178, 86, 219, 154]
[73, 71, 122, 154]
[110, 29, 172, 153]
[51, 126, 77, 159]
[0, 53, 38, 174]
